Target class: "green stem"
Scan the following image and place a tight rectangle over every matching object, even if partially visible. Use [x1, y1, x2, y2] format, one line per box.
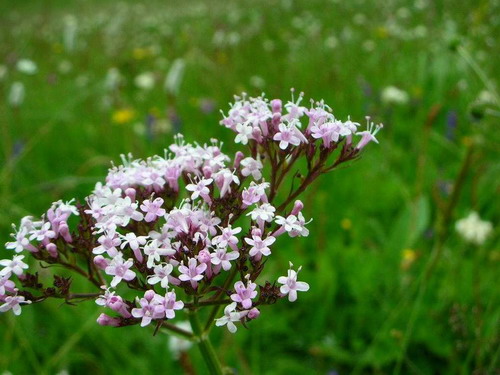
[188, 310, 224, 375]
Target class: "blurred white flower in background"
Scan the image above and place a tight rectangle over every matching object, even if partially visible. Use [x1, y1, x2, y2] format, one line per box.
[324, 35, 338, 49]
[250, 75, 265, 89]
[8, 82, 25, 107]
[63, 15, 78, 52]
[0, 65, 7, 81]
[58, 60, 73, 74]
[475, 90, 497, 107]
[16, 59, 37, 75]
[134, 72, 155, 90]
[381, 86, 409, 105]
[167, 321, 192, 359]
[164, 58, 185, 96]
[455, 212, 493, 246]
[104, 67, 122, 91]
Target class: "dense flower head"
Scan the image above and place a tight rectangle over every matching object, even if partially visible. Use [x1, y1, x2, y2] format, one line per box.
[1, 90, 381, 334]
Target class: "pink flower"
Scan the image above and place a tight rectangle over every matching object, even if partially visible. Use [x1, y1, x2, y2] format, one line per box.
[230, 278, 257, 309]
[356, 118, 383, 150]
[234, 123, 253, 145]
[131, 290, 165, 327]
[93, 231, 121, 257]
[0, 295, 31, 316]
[163, 290, 184, 319]
[245, 234, 276, 260]
[240, 157, 263, 180]
[105, 254, 136, 287]
[0, 255, 29, 276]
[186, 178, 213, 202]
[144, 240, 176, 268]
[178, 258, 207, 289]
[147, 263, 175, 289]
[212, 225, 241, 251]
[5, 225, 34, 253]
[0, 274, 16, 295]
[277, 263, 310, 302]
[215, 302, 246, 333]
[273, 123, 301, 150]
[95, 288, 131, 317]
[120, 233, 147, 262]
[140, 197, 166, 222]
[214, 169, 240, 198]
[210, 247, 239, 272]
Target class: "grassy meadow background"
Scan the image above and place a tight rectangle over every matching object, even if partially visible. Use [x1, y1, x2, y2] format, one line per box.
[0, 0, 499, 374]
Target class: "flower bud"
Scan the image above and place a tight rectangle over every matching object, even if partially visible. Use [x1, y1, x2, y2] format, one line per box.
[45, 243, 58, 258]
[271, 99, 282, 113]
[125, 188, 136, 201]
[291, 200, 304, 216]
[197, 249, 211, 264]
[97, 313, 120, 327]
[248, 307, 260, 320]
[94, 255, 109, 270]
[58, 222, 73, 243]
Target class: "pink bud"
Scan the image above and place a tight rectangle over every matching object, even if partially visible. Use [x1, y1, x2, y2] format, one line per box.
[202, 166, 213, 179]
[197, 249, 211, 264]
[45, 243, 58, 258]
[291, 200, 304, 216]
[346, 134, 353, 147]
[233, 152, 245, 169]
[271, 113, 281, 129]
[251, 127, 263, 143]
[58, 223, 73, 243]
[248, 307, 260, 320]
[271, 99, 282, 113]
[251, 227, 262, 237]
[93, 255, 109, 270]
[97, 313, 120, 327]
[108, 295, 131, 318]
[144, 290, 156, 301]
[125, 188, 136, 201]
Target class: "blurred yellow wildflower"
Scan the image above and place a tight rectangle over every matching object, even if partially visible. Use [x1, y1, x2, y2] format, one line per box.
[375, 26, 389, 39]
[401, 248, 417, 270]
[461, 136, 474, 147]
[133, 47, 153, 60]
[112, 108, 135, 124]
[340, 218, 352, 231]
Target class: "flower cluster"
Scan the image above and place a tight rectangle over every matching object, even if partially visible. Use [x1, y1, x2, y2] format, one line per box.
[1, 91, 381, 335]
[455, 212, 493, 246]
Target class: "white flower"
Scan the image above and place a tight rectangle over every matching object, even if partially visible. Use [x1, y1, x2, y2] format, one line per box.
[164, 58, 185, 96]
[0, 255, 29, 276]
[8, 82, 25, 107]
[234, 123, 253, 145]
[148, 263, 174, 289]
[144, 240, 175, 268]
[215, 302, 245, 333]
[247, 203, 275, 223]
[16, 59, 37, 75]
[168, 321, 192, 359]
[245, 234, 276, 258]
[455, 212, 493, 245]
[240, 157, 263, 180]
[210, 247, 239, 271]
[0, 295, 31, 316]
[135, 72, 155, 90]
[381, 86, 409, 105]
[277, 262, 309, 302]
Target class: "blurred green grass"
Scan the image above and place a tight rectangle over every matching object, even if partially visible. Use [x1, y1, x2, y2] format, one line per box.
[0, 0, 499, 374]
